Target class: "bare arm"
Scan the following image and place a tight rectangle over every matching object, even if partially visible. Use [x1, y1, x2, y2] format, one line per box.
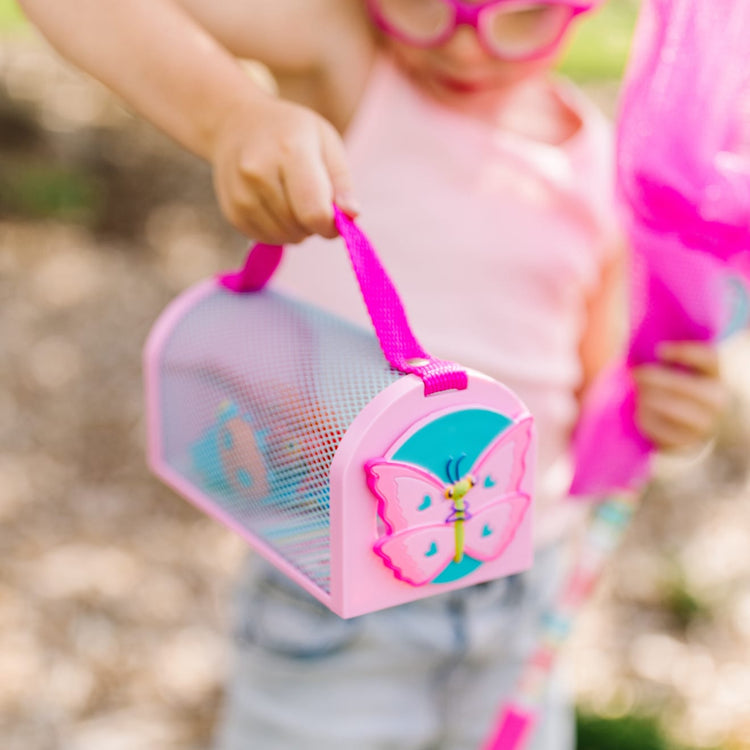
[18, 0, 272, 160]
[576, 245, 628, 404]
[17, 0, 363, 242]
[173, 0, 376, 129]
[173, 0, 361, 74]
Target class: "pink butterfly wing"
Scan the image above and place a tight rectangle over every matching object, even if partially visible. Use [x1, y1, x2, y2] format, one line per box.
[464, 417, 534, 513]
[462, 493, 531, 561]
[366, 460, 450, 533]
[375, 525, 456, 586]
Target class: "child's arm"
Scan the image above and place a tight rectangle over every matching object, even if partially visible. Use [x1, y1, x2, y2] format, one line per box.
[577, 246, 726, 452]
[576, 246, 628, 401]
[17, 0, 365, 243]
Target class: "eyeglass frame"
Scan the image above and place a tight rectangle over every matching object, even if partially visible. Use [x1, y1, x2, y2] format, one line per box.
[365, 0, 597, 62]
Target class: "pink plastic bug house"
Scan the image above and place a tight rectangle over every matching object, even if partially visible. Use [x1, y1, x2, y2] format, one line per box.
[144, 209, 536, 618]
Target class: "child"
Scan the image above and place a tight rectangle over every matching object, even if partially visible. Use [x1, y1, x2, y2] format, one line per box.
[19, 1, 727, 748]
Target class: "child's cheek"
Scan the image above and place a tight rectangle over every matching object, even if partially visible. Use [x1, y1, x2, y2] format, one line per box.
[484, 56, 554, 88]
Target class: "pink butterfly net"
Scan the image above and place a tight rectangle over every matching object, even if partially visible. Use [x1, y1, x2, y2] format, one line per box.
[570, 0, 750, 497]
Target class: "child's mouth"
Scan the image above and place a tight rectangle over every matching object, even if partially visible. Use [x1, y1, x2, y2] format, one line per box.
[431, 72, 495, 94]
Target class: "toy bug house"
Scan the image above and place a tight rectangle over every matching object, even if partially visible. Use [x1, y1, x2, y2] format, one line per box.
[145, 213, 535, 617]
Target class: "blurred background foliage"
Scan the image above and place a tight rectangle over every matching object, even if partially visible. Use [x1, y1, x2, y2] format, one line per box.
[0, 0, 23, 28]
[1, 2, 749, 749]
[559, 0, 639, 80]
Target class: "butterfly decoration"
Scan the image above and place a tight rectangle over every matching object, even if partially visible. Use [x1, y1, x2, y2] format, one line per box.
[365, 417, 533, 586]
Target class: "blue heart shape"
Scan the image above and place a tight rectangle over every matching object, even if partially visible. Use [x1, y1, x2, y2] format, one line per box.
[425, 541, 438, 557]
[484, 475, 496, 488]
[482, 524, 493, 537]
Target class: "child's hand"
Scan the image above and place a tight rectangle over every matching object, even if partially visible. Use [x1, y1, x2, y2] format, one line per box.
[632, 341, 727, 452]
[211, 94, 359, 245]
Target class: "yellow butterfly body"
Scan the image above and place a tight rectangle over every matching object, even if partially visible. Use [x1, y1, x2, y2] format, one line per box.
[445, 475, 475, 563]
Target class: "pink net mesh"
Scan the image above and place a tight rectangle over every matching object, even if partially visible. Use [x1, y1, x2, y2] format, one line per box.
[155, 285, 404, 592]
[571, 0, 750, 496]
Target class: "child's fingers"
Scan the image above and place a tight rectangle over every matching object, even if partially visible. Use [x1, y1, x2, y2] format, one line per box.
[280, 129, 339, 239]
[657, 341, 720, 377]
[218, 174, 306, 245]
[633, 362, 727, 451]
[253, 179, 310, 244]
[636, 389, 720, 441]
[234, 205, 294, 246]
[318, 120, 360, 218]
[632, 365, 726, 414]
[635, 403, 710, 452]
[233, 153, 310, 243]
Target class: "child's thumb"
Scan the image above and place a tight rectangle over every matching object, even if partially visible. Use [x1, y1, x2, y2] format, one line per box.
[319, 123, 360, 218]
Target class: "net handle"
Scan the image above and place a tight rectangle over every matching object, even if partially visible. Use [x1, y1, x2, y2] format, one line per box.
[218, 206, 467, 394]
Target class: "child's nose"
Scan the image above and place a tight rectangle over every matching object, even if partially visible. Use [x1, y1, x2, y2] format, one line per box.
[440, 24, 489, 65]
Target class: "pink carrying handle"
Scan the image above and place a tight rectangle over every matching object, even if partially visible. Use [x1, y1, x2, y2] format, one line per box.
[218, 206, 468, 395]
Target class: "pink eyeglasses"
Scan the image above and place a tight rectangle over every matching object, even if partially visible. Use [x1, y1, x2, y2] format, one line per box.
[366, 0, 596, 62]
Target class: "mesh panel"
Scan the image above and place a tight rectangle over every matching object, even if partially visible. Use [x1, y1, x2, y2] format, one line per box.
[156, 286, 404, 592]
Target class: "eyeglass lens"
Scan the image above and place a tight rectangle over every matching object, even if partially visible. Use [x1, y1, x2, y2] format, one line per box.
[483, 3, 574, 59]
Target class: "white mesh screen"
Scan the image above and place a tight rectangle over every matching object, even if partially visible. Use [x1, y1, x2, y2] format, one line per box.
[154, 286, 404, 592]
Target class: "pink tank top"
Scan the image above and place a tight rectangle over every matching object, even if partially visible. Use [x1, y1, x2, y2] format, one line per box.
[275, 53, 618, 545]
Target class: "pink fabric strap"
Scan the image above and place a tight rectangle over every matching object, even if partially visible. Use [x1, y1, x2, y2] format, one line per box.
[218, 207, 468, 395]
[481, 703, 536, 750]
[219, 242, 283, 293]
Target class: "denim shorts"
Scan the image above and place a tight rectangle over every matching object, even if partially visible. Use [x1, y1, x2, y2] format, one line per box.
[214, 544, 574, 750]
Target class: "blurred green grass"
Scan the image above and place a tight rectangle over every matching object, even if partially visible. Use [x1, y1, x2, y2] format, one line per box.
[576, 712, 726, 750]
[577, 712, 673, 750]
[0, 160, 102, 222]
[559, 0, 639, 80]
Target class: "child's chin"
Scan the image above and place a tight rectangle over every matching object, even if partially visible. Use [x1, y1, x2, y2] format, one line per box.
[423, 72, 519, 106]
[427, 60, 548, 100]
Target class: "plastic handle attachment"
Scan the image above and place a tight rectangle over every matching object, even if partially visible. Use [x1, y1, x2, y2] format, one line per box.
[218, 207, 467, 395]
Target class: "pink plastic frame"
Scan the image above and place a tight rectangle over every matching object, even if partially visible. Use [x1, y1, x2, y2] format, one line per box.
[144, 279, 535, 618]
[366, 0, 596, 62]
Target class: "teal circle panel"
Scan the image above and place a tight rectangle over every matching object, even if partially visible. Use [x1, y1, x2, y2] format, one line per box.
[392, 408, 512, 482]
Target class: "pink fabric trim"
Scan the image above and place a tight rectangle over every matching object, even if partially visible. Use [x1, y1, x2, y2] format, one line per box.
[218, 243, 282, 292]
[217, 208, 468, 395]
[481, 703, 536, 750]
[143, 278, 220, 468]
